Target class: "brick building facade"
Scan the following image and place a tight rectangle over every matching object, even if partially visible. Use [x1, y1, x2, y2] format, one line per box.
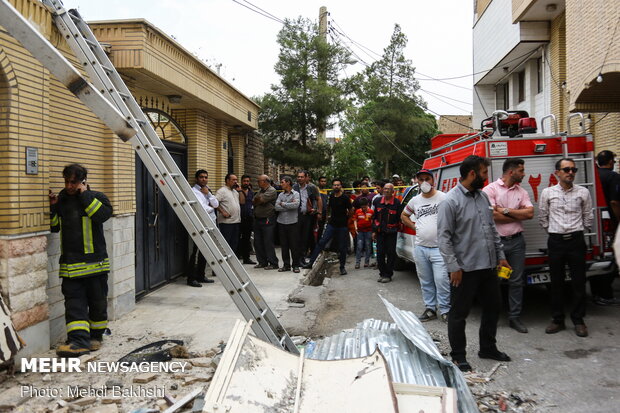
[473, 0, 619, 156]
[0, 0, 264, 358]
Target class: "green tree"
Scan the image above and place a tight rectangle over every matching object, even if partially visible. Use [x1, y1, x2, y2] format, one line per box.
[343, 24, 437, 178]
[257, 17, 353, 169]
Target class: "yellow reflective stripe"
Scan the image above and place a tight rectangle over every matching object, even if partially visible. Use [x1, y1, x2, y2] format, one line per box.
[85, 198, 103, 217]
[51, 214, 59, 226]
[59, 217, 63, 253]
[59, 259, 110, 278]
[67, 320, 90, 333]
[89, 320, 108, 330]
[82, 217, 94, 254]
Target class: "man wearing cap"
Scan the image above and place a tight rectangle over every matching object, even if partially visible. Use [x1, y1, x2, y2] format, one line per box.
[401, 169, 450, 322]
[483, 158, 533, 333]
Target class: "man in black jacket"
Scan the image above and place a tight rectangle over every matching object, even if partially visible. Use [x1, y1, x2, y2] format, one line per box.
[372, 183, 402, 283]
[49, 164, 113, 357]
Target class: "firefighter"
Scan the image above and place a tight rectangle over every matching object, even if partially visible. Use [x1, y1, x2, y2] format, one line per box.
[49, 164, 113, 357]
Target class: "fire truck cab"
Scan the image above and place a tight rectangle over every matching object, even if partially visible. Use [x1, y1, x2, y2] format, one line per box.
[396, 111, 617, 285]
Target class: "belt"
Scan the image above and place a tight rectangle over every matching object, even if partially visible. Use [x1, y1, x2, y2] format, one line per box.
[500, 232, 522, 240]
[549, 231, 583, 241]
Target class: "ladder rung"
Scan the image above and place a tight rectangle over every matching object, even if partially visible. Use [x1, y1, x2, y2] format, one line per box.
[118, 92, 130, 100]
[259, 309, 268, 318]
[241, 281, 250, 290]
[151, 145, 163, 151]
[169, 173, 180, 178]
[102, 65, 113, 73]
[279, 336, 286, 345]
[136, 119, 147, 126]
[188, 200, 197, 205]
[85, 38, 97, 48]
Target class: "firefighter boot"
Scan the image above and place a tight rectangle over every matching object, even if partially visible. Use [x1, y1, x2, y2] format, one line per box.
[56, 342, 90, 358]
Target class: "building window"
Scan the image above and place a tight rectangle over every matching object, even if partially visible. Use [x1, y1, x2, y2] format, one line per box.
[518, 71, 525, 103]
[537, 57, 543, 94]
[502, 83, 509, 110]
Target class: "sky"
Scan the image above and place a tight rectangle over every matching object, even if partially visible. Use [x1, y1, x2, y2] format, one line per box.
[63, 0, 475, 135]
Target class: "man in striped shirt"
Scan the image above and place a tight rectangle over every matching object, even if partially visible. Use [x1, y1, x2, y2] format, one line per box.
[539, 158, 593, 337]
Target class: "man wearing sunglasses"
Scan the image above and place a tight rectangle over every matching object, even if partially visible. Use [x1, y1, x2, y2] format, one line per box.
[539, 158, 593, 337]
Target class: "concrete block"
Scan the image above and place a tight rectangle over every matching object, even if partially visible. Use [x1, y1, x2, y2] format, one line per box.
[49, 315, 66, 346]
[0, 257, 7, 281]
[108, 289, 135, 320]
[112, 276, 134, 298]
[0, 239, 7, 259]
[7, 251, 47, 277]
[7, 235, 47, 258]
[112, 229, 122, 244]
[47, 271, 61, 288]
[14, 320, 51, 367]
[113, 265, 133, 283]
[122, 228, 133, 242]
[46, 233, 60, 254]
[9, 286, 48, 313]
[8, 269, 48, 295]
[12, 303, 48, 331]
[120, 253, 134, 269]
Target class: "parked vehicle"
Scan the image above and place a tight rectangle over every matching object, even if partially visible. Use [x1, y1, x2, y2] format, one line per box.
[395, 111, 617, 284]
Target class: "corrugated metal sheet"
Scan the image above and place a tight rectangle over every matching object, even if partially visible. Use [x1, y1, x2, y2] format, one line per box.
[305, 296, 479, 413]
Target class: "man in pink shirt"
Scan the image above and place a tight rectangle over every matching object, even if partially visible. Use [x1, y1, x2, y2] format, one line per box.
[483, 158, 534, 333]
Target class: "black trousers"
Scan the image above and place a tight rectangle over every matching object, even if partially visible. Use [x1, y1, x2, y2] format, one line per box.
[219, 223, 240, 253]
[254, 217, 279, 266]
[548, 232, 587, 324]
[298, 213, 314, 257]
[376, 232, 397, 278]
[238, 215, 254, 261]
[62, 273, 108, 347]
[279, 222, 301, 268]
[188, 244, 207, 282]
[448, 268, 500, 361]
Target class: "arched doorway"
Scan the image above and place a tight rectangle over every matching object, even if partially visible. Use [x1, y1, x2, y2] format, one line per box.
[135, 109, 188, 296]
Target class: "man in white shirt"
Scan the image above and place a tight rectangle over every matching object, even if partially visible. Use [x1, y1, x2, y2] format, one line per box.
[216, 174, 243, 253]
[188, 170, 218, 287]
[539, 158, 593, 337]
[401, 169, 449, 322]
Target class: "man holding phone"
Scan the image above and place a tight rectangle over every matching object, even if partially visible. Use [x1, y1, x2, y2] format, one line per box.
[49, 164, 112, 357]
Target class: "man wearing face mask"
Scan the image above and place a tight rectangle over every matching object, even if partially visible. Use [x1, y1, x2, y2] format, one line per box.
[483, 159, 533, 333]
[401, 169, 449, 322]
[437, 155, 511, 372]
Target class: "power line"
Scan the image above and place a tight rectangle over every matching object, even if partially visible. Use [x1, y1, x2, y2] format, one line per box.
[230, 0, 284, 24]
[424, 106, 474, 130]
[419, 88, 472, 106]
[585, 112, 610, 133]
[420, 90, 471, 113]
[240, 0, 284, 24]
[368, 118, 423, 167]
[416, 74, 472, 91]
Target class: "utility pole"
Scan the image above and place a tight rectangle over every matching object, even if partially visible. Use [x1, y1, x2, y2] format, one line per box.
[317, 6, 328, 144]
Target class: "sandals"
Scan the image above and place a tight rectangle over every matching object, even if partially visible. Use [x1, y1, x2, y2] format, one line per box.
[278, 267, 291, 272]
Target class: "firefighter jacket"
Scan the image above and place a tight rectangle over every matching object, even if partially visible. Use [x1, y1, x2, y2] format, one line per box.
[50, 189, 113, 278]
[372, 196, 402, 234]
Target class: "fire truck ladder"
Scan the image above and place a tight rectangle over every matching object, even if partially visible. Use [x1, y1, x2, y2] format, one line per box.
[0, 0, 298, 354]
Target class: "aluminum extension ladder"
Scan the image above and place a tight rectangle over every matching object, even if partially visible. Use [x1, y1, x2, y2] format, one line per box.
[0, 0, 298, 354]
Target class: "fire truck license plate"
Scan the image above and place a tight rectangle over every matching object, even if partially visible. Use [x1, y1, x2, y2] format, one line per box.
[527, 273, 550, 284]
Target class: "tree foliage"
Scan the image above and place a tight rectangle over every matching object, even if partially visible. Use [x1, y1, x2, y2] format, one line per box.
[340, 24, 437, 178]
[257, 17, 352, 169]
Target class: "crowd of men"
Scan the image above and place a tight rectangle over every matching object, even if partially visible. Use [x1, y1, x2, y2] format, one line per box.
[48, 148, 618, 361]
[187, 151, 619, 371]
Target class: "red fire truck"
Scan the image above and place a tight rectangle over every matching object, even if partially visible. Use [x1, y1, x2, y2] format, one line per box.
[396, 111, 616, 285]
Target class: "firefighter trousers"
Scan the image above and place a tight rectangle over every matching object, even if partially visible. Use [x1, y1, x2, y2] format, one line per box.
[61, 273, 109, 348]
